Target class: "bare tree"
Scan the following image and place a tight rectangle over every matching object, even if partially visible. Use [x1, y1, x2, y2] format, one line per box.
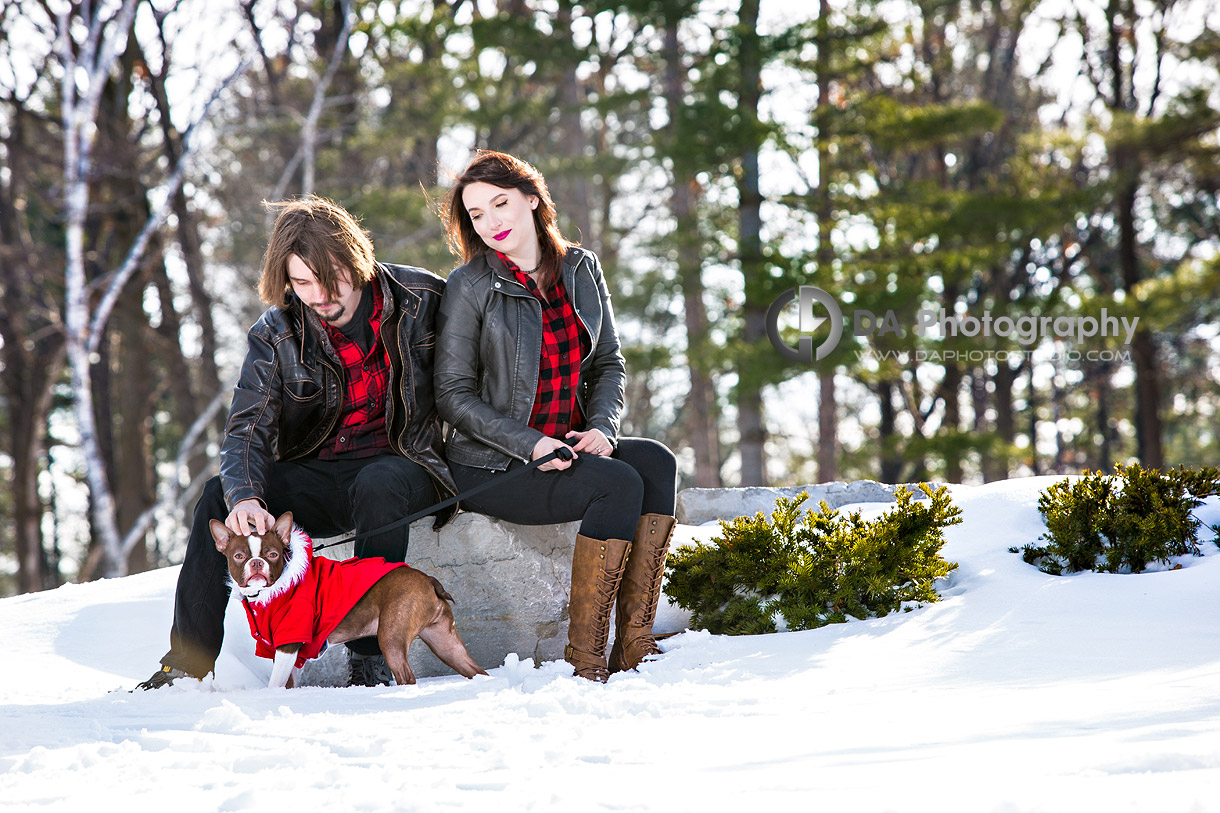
[269, 0, 353, 201]
[58, 0, 248, 577]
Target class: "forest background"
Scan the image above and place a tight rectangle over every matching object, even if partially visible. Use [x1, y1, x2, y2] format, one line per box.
[1, 0, 1218, 595]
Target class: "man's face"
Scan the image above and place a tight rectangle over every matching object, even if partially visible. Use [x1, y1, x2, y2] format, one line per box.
[287, 254, 361, 328]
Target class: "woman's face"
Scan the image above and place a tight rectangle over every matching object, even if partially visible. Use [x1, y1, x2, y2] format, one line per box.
[461, 181, 540, 261]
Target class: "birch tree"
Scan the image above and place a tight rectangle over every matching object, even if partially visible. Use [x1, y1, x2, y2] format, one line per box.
[58, 0, 248, 578]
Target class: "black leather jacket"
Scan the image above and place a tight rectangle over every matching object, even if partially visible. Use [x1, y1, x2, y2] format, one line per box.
[219, 263, 457, 520]
[435, 247, 627, 470]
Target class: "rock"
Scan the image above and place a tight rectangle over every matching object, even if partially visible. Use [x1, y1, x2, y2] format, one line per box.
[299, 481, 914, 686]
[675, 480, 909, 526]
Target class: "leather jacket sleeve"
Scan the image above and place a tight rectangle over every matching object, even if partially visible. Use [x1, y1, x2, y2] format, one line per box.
[577, 253, 626, 445]
[218, 320, 283, 509]
[435, 268, 546, 460]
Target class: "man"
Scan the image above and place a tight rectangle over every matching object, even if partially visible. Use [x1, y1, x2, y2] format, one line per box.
[138, 196, 456, 689]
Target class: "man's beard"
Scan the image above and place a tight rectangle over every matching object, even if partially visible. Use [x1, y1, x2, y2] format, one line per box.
[312, 302, 345, 323]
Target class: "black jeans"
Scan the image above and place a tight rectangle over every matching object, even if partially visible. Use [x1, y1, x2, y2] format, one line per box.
[450, 437, 677, 541]
[162, 454, 438, 676]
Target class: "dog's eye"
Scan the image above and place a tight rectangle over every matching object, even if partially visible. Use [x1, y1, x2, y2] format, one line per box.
[266, 550, 279, 559]
[234, 552, 246, 561]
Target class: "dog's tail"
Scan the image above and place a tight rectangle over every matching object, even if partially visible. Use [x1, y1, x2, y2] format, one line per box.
[428, 575, 456, 605]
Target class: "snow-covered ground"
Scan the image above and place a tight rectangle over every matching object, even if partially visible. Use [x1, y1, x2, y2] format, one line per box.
[2, 476, 1219, 812]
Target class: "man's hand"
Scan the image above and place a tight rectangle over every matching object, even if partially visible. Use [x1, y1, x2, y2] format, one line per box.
[532, 436, 577, 471]
[226, 499, 275, 536]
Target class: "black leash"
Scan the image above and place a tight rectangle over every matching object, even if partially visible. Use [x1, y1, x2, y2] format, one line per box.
[313, 444, 575, 553]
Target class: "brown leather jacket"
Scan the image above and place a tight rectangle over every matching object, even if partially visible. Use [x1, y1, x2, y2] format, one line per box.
[219, 263, 456, 523]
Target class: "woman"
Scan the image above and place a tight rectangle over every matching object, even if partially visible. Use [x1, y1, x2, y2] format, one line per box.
[435, 151, 678, 683]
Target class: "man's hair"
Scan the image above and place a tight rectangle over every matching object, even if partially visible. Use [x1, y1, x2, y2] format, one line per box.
[441, 151, 574, 292]
[259, 196, 377, 306]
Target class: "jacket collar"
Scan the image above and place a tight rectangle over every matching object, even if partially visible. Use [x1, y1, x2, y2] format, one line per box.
[373, 265, 396, 321]
[486, 247, 583, 290]
[486, 251, 522, 284]
[289, 269, 390, 363]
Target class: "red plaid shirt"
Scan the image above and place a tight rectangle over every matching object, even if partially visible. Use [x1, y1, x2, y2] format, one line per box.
[499, 252, 590, 438]
[317, 282, 391, 459]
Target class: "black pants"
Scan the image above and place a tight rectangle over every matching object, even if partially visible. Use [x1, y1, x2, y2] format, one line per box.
[450, 437, 677, 541]
[162, 454, 438, 677]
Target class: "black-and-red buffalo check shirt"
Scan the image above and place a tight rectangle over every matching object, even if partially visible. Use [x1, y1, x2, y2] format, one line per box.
[317, 282, 391, 459]
[499, 252, 591, 438]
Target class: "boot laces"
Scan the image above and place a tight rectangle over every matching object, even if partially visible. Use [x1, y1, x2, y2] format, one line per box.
[591, 558, 628, 653]
[637, 544, 667, 626]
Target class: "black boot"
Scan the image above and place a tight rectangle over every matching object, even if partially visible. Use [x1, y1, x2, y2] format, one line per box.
[134, 665, 196, 691]
[348, 648, 394, 687]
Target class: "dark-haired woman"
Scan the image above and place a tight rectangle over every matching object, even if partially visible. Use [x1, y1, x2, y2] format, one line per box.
[435, 151, 678, 683]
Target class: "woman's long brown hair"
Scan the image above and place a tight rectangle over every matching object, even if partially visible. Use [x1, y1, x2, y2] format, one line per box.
[442, 151, 573, 292]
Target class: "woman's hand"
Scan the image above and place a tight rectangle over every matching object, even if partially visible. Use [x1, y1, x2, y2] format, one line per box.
[532, 436, 577, 471]
[565, 428, 613, 458]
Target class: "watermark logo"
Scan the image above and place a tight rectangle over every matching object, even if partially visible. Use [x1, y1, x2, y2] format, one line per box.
[766, 286, 843, 362]
[766, 287, 1139, 363]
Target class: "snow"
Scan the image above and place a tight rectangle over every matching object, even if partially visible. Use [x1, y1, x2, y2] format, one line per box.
[3, 476, 1220, 812]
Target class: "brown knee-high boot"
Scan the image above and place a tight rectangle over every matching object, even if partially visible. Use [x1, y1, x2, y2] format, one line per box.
[564, 533, 631, 683]
[609, 513, 676, 673]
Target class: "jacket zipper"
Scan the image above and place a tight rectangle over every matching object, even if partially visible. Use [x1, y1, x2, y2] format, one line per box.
[566, 261, 596, 367]
[385, 302, 457, 499]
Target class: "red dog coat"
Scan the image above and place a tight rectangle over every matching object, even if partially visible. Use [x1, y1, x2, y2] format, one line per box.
[239, 527, 407, 668]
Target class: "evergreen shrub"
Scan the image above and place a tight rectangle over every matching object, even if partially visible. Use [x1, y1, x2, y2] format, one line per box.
[1014, 463, 1220, 574]
[663, 484, 962, 635]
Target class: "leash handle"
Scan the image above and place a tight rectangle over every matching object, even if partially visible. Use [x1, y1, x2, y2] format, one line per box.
[314, 443, 576, 552]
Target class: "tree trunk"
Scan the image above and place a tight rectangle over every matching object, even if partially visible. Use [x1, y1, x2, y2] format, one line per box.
[1116, 147, 1161, 467]
[0, 107, 65, 593]
[818, 374, 837, 483]
[877, 380, 903, 483]
[665, 19, 720, 487]
[1095, 375, 1113, 473]
[145, 47, 224, 453]
[60, 0, 144, 577]
[8, 341, 66, 592]
[1106, 0, 1163, 467]
[813, 0, 837, 484]
[151, 255, 212, 480]
[735, 0, 767, 486]
[114, 266, 156, 574]
[555, 5, 593, 248]
[1026, 365, 1041, 476]
[985, 362, 1018, 482]
[941, 363, 963, 482]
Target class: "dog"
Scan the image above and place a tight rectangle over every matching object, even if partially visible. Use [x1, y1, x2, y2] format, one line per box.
[212, 511, 487, 689]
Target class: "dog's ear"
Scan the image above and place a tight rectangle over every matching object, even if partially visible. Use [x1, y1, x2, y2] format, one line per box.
[273, 511, 294, 543]
[210, 519, 232, 553]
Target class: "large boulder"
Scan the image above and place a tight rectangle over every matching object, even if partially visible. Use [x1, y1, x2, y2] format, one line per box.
[675, 480, 905, 526]
[299, 481, 907, 686]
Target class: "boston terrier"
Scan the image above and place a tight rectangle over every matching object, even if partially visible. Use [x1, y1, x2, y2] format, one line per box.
[212, 511, 487, 689]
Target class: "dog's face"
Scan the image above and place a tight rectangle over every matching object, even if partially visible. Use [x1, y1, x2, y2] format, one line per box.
[211, 512, 295, 599]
